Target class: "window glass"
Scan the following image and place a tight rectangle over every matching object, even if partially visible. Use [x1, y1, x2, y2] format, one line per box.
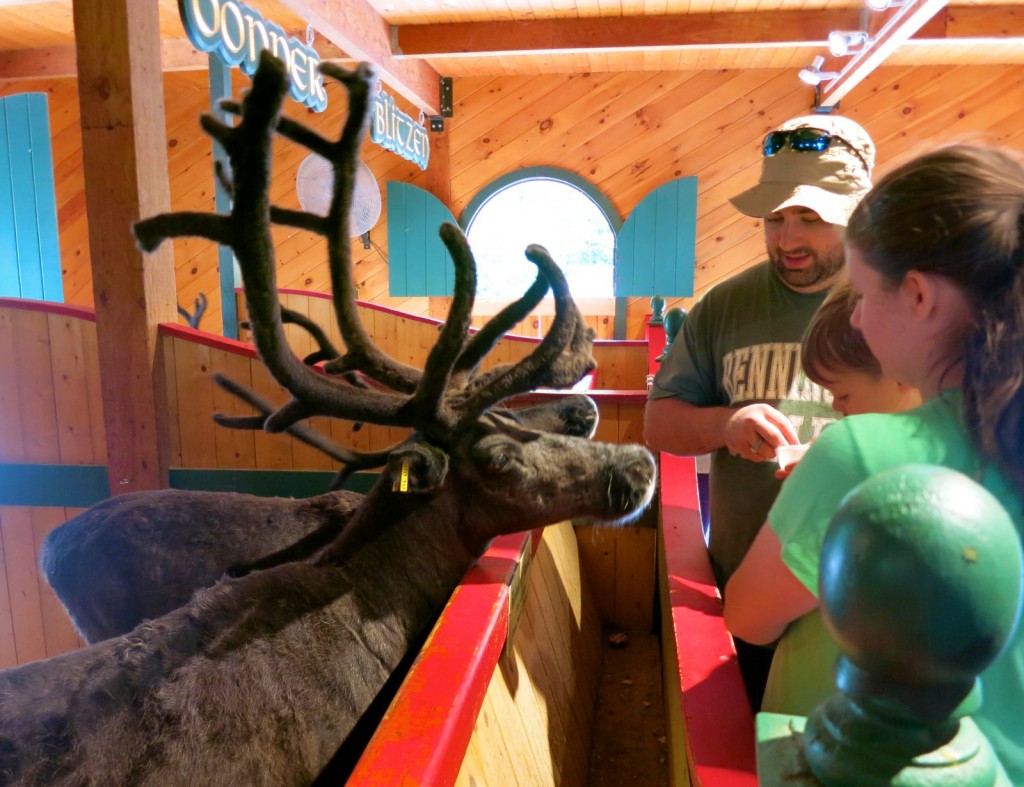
[465, 177, 616, 302]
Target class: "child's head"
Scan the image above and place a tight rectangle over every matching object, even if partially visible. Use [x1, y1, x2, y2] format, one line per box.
[802, 282, 921, 416]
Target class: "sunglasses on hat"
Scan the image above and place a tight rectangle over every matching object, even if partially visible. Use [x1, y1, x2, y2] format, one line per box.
[762, 126, 871, 173]
[762, 127, 837, 156]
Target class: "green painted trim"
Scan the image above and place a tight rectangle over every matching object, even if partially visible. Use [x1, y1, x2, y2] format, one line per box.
[614, 295, 628, 340]
[210, 55, 239, 340]
[459, 166, 622, 232]
[0, 464, 109, 507]
[0, 464, 378, 507]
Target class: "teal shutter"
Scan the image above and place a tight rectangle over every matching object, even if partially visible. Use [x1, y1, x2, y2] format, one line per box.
[614, 176, 697, 297]
[0, 93, 62, 301]
[387, 182, 458, 296]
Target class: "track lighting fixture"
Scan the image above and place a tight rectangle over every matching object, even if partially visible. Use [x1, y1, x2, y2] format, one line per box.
[828, 30, 870, 57]
[798, 56, 840, 87]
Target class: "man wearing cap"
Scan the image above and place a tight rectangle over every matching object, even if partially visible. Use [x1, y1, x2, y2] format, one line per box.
[644, 114, 875, 709]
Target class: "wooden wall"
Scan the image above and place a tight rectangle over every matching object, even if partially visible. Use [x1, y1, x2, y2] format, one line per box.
[1, 64, 1021, 340]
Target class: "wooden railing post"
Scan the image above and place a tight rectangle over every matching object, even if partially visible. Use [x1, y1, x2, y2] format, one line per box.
[758, 465, 1021, 785]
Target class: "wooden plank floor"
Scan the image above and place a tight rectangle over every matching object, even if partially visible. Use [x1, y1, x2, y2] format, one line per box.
[589, 629, 669, 786]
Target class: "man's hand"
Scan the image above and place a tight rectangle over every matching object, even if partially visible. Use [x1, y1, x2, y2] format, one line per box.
[724, 403, 800, 463]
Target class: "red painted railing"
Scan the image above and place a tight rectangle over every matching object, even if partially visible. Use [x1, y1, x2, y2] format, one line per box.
[659, 453, 758, 784]
[346, 532, 534, 786]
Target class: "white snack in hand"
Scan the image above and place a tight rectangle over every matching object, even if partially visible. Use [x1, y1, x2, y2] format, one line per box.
[776, 443, 810, 471]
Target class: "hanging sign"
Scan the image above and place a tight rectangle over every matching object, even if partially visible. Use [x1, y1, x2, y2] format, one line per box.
[179, 0, 327, 112]
[371, 89, 430, 170]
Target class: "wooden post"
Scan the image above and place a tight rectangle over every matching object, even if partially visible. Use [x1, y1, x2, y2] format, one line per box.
[73, 0, 176, 493]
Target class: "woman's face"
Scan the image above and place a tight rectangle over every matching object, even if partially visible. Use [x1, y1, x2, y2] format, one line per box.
[848, 244, 974, 397]
[847, 246, 912, 385]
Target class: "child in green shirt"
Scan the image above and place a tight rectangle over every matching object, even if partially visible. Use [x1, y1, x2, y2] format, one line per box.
[763, 281, 920, 710]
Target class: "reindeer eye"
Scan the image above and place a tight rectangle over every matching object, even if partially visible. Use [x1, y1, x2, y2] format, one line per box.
[488, 452, 510, 472]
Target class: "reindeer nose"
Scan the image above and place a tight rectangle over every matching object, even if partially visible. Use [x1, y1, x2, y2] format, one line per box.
[609, 453, 657, 514]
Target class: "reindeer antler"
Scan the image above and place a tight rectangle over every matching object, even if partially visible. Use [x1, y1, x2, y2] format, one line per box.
[134, 51, 595, 468]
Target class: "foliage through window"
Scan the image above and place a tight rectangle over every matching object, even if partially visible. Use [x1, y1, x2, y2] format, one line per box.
[464, 171, 617, 305]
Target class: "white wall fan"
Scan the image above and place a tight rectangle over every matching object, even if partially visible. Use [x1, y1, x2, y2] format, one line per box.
[295, 153, 381, 248]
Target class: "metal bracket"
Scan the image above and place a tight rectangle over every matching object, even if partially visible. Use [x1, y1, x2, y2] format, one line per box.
[811, 84, 841, 112]
[429, 115, 444, 133]
[813, 89, 839, 113]
[439, 76, 453, 117]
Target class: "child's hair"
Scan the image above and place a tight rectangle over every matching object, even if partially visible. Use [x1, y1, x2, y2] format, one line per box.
[846, 143, 1024, 486]
[801, 282, 879, 386]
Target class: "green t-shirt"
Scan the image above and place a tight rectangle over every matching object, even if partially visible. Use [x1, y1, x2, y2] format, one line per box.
[650, 261, 837, 585]
[767, 390, 1024, 783]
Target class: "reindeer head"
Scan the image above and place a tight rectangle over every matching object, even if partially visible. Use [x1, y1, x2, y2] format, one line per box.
[133, 52, 650, 531]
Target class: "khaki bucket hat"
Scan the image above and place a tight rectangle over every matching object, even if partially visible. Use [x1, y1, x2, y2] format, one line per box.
[729, 114, 875, 227]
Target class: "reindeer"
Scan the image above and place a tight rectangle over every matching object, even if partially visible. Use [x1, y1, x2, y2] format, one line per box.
[41, 385, 601, 645]
[0, 53, 656, 785]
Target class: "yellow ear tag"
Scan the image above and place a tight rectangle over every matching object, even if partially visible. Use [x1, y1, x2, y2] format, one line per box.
[399, 461, 410, 493]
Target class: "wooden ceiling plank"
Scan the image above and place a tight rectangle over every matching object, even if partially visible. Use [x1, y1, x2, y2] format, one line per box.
[946, 5, 1023, 37]
[276, 0, 443, 115]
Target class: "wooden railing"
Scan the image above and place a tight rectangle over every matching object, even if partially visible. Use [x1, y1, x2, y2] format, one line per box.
[659, 454, 757, 786]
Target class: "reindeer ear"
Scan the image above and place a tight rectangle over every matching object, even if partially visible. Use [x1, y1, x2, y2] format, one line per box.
[386, 442, 449, 494]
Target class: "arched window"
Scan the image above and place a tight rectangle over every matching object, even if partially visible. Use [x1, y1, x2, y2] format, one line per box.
[462, 167, 620, 310]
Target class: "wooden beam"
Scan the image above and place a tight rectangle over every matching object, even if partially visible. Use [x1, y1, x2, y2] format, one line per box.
[393, 10, 864, 57]
[276, 0, 442, 115]
[0, 35, 347, 81]
[820, 0, 950, 108]
[388, 4, 1021, 60]
[74, 0, 177, 493]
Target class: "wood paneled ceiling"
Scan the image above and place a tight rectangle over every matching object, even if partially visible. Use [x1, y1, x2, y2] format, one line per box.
[0, 0, 1021, 113]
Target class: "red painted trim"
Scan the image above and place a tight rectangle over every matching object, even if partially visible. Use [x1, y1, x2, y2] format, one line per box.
[646, 318, 666, 372]
[158, 322, 261, 359]
[659, 453, 758, 784]
[0, 297, 97, 321]
[347, 531, 534, 786]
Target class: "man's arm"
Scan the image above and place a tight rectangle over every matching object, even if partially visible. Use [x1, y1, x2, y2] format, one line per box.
[643, 397, 731, 456]
[644, 397, 801, 461]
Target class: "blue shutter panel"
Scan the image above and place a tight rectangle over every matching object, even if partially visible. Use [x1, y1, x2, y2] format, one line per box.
[0, 93, 62, 301]
[614, 176, 697, 297]
[386, 182, 458, 297]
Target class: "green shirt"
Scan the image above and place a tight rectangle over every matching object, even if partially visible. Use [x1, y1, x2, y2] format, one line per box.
[650, 261, 837, 585]
[767, 391, 1024, 783]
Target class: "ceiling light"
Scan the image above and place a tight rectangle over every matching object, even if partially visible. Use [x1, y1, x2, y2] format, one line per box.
[828, 30, 870, 57]
[798, 56, 840, 87]
[865, 0, 910, 10]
